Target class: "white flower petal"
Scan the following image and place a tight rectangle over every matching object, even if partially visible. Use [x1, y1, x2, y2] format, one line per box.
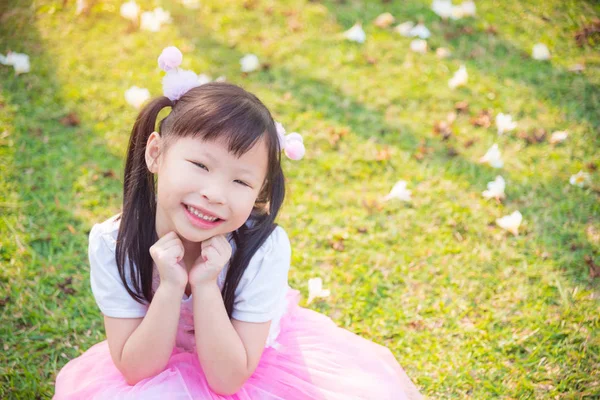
[180, 0, 200, 9]
[240, 54, 260, 72]
[1, 52, 31, 75]
[120, 0, 140, 21]
[409, 23, 431, 39]
[344, 22, 366, 43]
[482, 176, 506, 199]
[496, 113, 517, 135]
[410, 39, 428, 53]
[124, 86, 150, 109]
[432, 0, 453, 19]
[449, 65, 468, 89]
[383, 180, 412, 202]
[394, 21, 415, 36]
[496, 211, 522, 236]
[479, 144, 503, 168]
[550, 131, 568, 144]
[532, 43, 550, 60]
[569, 171, 590, 188]
[308, 278, 330, 304]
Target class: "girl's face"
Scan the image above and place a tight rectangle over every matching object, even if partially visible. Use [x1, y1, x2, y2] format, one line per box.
[146, 132, 269, 243]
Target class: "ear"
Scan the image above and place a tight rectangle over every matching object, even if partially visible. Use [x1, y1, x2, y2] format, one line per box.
[145, 131, 162, 174]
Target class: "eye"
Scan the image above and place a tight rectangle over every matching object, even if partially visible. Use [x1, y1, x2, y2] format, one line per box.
[234, 179, 250, 188]
[191, 161, 208, 171]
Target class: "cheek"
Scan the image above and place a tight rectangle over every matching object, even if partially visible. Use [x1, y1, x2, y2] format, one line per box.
[156, 167, 190, 206]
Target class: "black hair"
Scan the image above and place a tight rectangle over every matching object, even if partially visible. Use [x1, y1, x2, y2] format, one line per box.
[115, 82, 285, 317]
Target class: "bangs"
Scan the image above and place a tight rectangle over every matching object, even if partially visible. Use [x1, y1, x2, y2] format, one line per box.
[161, 83, 278, 158]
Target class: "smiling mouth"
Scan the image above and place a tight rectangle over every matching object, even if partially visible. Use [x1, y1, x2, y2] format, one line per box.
[184, 204, 223, 222]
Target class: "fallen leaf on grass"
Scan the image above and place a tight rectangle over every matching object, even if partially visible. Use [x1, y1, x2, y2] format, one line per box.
[60, 112, 81, 127]
[574, 18, 600, 47]
[517, 128, 546, 144]
[331, 239, 345, 252]
[375, 147, 392, 161]
[433, 120, 453, 140]
[414, 140, 433, 161]
[585, 255, 600, 279]
[58, 277, 76, 295]
[455, 101, 469, 114]
[471, 109, 492, 128]
[102, 169, 117, 179]
[463, 138, 478, 148]
[327, 127, 349, 147]
[363, 198, 384, 213]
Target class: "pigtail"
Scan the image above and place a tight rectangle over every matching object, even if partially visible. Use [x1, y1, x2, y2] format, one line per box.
[116, 96, 173, 304]
[222, 149, 286, 318]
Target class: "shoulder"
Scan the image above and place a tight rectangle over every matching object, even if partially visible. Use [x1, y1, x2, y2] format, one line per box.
[89, 214, 121, 254]
[241, 225, 291, 281]
[254, 225, 291, 264]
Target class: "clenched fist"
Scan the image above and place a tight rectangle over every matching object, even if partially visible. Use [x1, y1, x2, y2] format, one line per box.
[189, 235, 232, 288]
[149, 231, 188, 291]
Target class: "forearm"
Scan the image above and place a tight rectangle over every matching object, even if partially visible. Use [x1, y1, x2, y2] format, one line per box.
[192, 282, 248, 395]
[119, 284, 183, 384]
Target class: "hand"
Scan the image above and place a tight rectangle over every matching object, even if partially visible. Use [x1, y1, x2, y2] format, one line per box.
[149, 231, 188, 291]
[188, 235, 232, 288]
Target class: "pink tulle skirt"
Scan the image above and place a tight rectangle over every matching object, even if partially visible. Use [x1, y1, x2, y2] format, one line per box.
[54, 289, 421, 399]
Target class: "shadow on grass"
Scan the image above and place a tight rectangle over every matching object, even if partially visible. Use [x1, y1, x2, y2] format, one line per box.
[0, 0, 122, 396]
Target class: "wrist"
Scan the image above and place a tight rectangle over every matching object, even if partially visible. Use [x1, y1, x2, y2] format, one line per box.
[157, 281, 186, 297]
[190, 280, 219, 293]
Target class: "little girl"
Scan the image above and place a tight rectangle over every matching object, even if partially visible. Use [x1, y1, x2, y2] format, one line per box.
[54, 47, 421, 399]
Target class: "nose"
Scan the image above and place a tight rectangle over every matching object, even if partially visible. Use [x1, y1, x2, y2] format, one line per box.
[199, 180, 226, 205]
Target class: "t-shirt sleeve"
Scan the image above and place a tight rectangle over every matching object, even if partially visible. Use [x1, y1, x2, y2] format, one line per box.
[89, 222, 148, 318]
[231, 226, 291, 323]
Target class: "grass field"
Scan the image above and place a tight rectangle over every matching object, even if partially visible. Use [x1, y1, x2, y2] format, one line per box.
[1, 0, 599, 398]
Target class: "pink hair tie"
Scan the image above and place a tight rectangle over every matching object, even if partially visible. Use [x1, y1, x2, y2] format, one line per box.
[275, 121, 305, 160]
[158, 46, 200, 101]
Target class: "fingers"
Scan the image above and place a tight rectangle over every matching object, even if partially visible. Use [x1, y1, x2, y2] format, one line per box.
[150, 231, 185, 261]
[201, 235, 232, 258]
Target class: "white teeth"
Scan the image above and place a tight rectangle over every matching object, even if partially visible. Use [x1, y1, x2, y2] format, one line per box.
[186, 205, 218, 222]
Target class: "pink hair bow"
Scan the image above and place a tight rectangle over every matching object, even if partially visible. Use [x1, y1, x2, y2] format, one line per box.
[275, 121, 305, 160]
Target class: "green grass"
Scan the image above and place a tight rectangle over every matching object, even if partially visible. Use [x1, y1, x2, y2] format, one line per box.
[1, 0, 599, 398]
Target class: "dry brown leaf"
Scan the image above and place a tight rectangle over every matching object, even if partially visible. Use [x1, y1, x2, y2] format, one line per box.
[585, 255, 600, 279]
[365, 55, 377, 65]
[574, 18, 600, 47]
[471, 110, 492, 128]
[60, 112, 80, 127]
[362, 198, 383, 214]
[375, 147, 392, 161]
[455, 101, 469, 114]
[464, 138, 478, 148]
[433, 120, 452, 141]
[332, 239, 345, 252]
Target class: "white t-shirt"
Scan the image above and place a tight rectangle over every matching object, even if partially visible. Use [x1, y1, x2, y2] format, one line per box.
[89, 214, 291, 349]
